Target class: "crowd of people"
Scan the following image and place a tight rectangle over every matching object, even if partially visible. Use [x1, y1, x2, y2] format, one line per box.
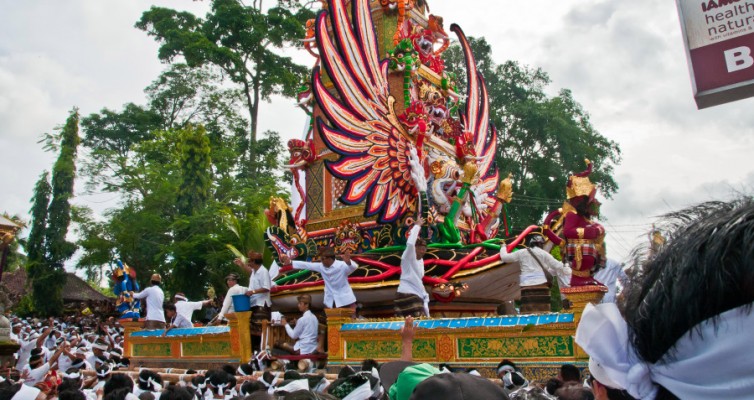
[2, 310, 600, 400]
[3, 198, 753, 400]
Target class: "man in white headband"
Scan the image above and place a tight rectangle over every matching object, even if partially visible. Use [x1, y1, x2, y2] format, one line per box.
[576, 198, 754, 399]
[173, 292, 213, 323]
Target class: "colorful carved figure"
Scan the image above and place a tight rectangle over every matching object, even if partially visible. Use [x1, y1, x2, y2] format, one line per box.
[112, 260, 141, 319]
[544, 160, 606, 286]
[286, 139, 317, 226]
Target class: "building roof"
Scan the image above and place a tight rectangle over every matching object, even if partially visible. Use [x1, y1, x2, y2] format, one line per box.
[0, 269, 112, 303]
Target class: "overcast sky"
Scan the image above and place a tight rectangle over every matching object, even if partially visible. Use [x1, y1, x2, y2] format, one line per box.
[1, 0, 752, 264]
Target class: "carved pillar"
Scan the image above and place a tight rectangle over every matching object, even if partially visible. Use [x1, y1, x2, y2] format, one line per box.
[120, 319, 142, 357]
[227, 311, 252, 363]
[561, 285, 607, 359]
[325, 308, 353, 361]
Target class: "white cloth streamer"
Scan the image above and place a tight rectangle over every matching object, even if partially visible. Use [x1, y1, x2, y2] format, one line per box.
[575, 301, 754, 399]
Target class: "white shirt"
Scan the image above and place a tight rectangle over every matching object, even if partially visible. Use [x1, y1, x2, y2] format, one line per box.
[594, 258, 626, 303]
[292, 259, 358, 308]
[397, 225, 430, 307]
[23, 362, 50, 386]
[169, 313, 194, 329]
[133, 285, 166, 323]
[249, 266, 272, 307]
[175, 300, 204, 322]
[219, 284, 248, 318]
[15, 339, 37, 372]
[499, 246, 572, 288]
[284, 310, 319, 355]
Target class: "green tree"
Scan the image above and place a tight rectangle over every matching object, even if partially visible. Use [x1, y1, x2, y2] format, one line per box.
[135, 0, 314, 171]
[30, 108, 81, 316]
[71, 206, 115, 283]
[25, 171, 51, 264]
[177, 125, 212, 215]
[443, 38, 621, 230]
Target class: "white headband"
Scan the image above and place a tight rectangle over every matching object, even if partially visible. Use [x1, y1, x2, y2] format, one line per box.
[575, 302, 754, 399]
[497, 365, 515, 375]
[92, 342, 109, 351]
[12, 384, 41, 400]
[62, 371, 82, 379]
[175, 295, 188, 301]
[139, 375, 163, 392]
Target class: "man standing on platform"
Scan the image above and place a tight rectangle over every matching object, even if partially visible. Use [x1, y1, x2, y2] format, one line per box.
[236, 251, 272, 322]
[499, 235, 571, 313]
[215, 273, 247, 323]
[395, 216, 430, 317]
[133, 273, 166, 329]
[276, 294, 318, 355]
[280, 247, 358, 315]
[173, 292, 213, 323]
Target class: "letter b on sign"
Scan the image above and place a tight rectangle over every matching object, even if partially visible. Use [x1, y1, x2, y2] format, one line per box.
[724, 46, 754, 72]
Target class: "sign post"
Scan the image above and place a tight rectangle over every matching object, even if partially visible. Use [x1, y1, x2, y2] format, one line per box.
[676, 0, 754, 108]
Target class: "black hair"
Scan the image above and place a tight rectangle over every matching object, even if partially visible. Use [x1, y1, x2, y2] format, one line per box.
[243, 392, 275, 400]
[619, 198, 754, 399]
[138, 392, 156, 400]
[240, 381, 267, 396]
[160, 386, 194, 400]
[0, 384, 22, 400]
[138, 369, 163, 391]
[237, 363, 255, 376]
[560, 363, 581, 382]
[337, 365, 355, 379]
[164, 304, 177, 312]
[284, 370, 302, 380]
[545, 378, 564, 395]
[554, 384, 595, 400]
[360, 359, 379, 372]
[496, 359, 518, 372]
[104, 373, 134, 395]
[104, 387, 132, 400]
[220, 364, 236, 376]
[59, 390, 87, 400]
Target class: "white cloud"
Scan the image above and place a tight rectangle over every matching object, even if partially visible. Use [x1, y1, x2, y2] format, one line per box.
[1, 0, 753, 267]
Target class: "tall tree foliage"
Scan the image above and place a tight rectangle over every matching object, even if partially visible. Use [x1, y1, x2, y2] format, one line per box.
[77, 64, 288, 296]
[30, 109, 81, 316]
[135, 0, 314, 172]
[26, 171, 51, 265]
[443, 38, 621, 230]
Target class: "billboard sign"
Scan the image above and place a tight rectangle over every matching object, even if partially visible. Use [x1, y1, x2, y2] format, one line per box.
[676, 0, 754, 108]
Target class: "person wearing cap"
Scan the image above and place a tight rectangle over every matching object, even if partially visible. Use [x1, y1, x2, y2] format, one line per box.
[236, 250, 272, 351]
[395, 216, 431, 317]
[214, 273, 248, 323]
[132, 273, 166, 330]
[280, 247, 359, 314]
[499, 234, 572, 313]
[275, 294, 319, 356]
[173, 292, 213, 323]
[236, 251, 272, 319]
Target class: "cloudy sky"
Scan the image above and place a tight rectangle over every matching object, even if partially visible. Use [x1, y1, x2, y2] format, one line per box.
[1, 0, 752, 264]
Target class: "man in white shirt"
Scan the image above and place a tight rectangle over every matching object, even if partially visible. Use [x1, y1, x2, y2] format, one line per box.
[162, 303, 194, 337]
[133, 273, 166, 329]
[214, 273, 248, 322]
[22, 346, 64, 387]
[277, 294, 319, 355]
[395, 217, 431, 317]
[499, 234, 572, 313]
[236, 250, 273, 351]
[281, 247, 358, 314]
[15, 326, 52, 372]
[173, 292, 213, 322]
